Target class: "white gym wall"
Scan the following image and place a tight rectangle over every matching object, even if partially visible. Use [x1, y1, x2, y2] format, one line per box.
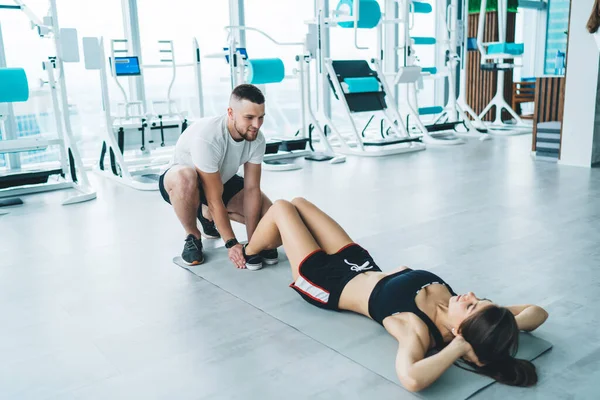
[560, 0, 600, 167]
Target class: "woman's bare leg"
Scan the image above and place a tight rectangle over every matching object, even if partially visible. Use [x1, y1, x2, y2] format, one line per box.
[245, 200, 321, 280]
[290, 197, 354, 254]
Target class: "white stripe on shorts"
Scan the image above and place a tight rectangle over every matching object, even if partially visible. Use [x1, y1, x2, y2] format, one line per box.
[294, 275, 330, 303]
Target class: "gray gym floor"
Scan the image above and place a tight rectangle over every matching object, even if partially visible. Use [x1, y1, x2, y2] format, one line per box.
[1, 134, 598, 399]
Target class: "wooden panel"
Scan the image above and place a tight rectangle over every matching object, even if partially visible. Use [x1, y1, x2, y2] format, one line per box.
[531, 77, 566, 151]
[466, 12, 516, 121]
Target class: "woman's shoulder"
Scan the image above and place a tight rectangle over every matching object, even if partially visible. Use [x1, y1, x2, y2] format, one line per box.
[383, 313, 431, 345]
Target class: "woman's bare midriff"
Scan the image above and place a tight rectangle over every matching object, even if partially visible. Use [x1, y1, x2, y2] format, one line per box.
[338, 266, 410, 317]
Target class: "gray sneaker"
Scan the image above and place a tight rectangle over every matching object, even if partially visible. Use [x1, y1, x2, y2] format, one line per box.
[182, 234, 204, 265]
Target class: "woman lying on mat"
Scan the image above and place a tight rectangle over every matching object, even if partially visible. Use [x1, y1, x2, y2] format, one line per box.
[241, 197, 549, 392]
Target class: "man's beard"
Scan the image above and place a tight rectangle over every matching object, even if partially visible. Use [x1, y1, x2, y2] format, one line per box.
[234, 121, 257, 141]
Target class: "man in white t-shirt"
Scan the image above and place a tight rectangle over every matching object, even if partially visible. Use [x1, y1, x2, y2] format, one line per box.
[158, 84, 278, 269]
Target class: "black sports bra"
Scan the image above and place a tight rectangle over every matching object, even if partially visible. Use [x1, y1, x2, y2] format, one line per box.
[367, 268, 457, 348]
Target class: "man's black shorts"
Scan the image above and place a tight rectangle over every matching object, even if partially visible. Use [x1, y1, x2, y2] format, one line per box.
[158, 168, 244, 208]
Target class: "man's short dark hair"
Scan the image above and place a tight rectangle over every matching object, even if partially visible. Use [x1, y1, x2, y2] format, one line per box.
[231, 84, 265, 105]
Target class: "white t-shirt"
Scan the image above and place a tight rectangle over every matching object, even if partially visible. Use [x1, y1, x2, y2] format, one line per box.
[170, 115, 266, 183]
[594, 31, 600, 52]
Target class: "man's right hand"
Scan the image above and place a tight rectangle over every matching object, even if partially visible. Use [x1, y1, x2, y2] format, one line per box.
[228, 243, 246, 269]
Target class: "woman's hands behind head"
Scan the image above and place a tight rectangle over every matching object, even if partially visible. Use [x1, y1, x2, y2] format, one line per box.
[451, 334, 483, 367]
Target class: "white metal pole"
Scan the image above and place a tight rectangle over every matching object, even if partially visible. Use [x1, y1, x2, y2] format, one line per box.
[316, 3, 326, 116]
[434, 0, 445, 109]
[121, 0, 146, 112]
[447, 0, 457, 117]
[384, 0, 399, 107]
[297, 55, 307, 139]
[402, 0, 412, 113]
[193, 38, 204, 118]
[305, 55, 336, 155]
[162, 40, 176, 115]
[498, 0, 506, 45]
[318, 0, 332, 118]
[98, 37, 134, 182]
[12, 0, 45, 27]
[229, 0, 247, 48]
[477, 0, 487, 57]
[44, 60, 68, 175]
[110, 40, 132, 119]
[49, 0, 91, 187]
[98, 38, 114, 132]
[457, 0, 485, 126]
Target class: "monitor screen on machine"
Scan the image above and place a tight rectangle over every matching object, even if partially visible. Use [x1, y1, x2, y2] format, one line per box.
[110, 56, 141, 76]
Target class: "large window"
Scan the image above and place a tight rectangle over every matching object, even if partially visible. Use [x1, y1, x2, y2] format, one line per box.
[57, 0, 126, 164]
[0, 0, 125, 168]
[136, 0, 231, 121]
[512, 0, 570, 78]
[543, 0, 569, 75]
[243, 0, 315, 138]
[0, 5, 51, 168]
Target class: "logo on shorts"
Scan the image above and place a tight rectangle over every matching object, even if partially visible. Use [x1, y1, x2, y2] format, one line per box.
[344, 259, 373, 272]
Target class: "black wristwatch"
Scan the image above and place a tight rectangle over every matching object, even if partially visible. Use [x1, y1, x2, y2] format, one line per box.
[225, 238, 239, 249]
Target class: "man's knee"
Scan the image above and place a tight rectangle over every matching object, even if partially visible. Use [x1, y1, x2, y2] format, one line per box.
[168, 167, 199, 196]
